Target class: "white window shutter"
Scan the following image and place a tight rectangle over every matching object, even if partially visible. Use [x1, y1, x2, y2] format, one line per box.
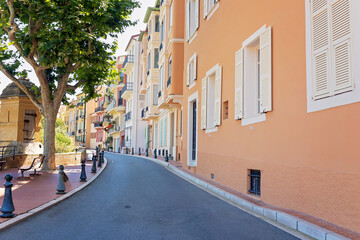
[331, 0, 353, 94]
[234, 49, 244, 120]
[186, 62, 190, 86]
[195, 0, 199, 30]
[201, 77, 207, 130]
[214, 66, 222, 126]
[203, 0, 208, 19]
[186, 0, 190, 41]
[311, 0, 331, 99]
[193, 54, 197, 81]
[260, 27, 272, 112]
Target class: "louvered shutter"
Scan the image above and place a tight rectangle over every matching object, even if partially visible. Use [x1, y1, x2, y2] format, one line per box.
[214, 66, 222, 126]
[201, 77, 207, 130]
[186, 0, 190, 41]
[235, 49, 244, 120]
[311, 0, 331, 99]
[203, 0, 208, 18]
[193, 54, 197, 81]
[260, 27, 272, 112]
[186, 62, 190, 86]
[195, 0, 199, 30]
[331, 0, 353, 94]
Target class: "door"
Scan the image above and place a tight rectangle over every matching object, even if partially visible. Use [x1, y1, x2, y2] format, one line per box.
[23, 110, 36, 143]
[170, 112, 175, 156]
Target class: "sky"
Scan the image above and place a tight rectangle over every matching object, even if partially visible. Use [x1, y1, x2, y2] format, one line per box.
[0, 0, 153, 95]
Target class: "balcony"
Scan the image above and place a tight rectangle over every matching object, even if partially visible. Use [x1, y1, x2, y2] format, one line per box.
[123, 55, 135, 73]
[94, 122, 103, 128]
[95, 106, 105, 113]
[125, 111, 132, 122]
[106, 100, 115, 112]
[109, 125, 120, 135]
[77, 102, 84, 108]
[121, 82, 134, 100]
[144, 106, 159, 120]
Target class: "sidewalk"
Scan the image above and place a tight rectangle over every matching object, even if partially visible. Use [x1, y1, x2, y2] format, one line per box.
[0, 161, 96, 224]
[119, 151, 358, 240]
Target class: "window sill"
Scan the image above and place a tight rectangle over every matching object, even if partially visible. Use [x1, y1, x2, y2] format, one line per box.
[188, 31, 198, 44]
[205, 3, 219, 21]
[241, 114, 266, 126]
[205, 127, 218, 134]
[189, 81, 196, 90]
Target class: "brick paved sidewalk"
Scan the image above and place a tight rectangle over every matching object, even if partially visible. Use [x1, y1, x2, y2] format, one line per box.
[0, 162, 96, 224]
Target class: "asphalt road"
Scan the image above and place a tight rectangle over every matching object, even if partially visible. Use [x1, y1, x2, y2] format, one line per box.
[0, 153, 300, 240]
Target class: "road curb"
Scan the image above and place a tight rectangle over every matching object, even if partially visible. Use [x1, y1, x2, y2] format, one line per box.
[0, 157, 108, 231]
[122, 153, 350, 240]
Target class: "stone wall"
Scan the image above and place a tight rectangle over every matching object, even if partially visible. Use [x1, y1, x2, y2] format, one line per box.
[3, 149, 86, 168]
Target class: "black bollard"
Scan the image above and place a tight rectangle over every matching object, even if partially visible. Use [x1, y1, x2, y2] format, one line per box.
[80, 159, 87, 182]
[97, 152, 102, 168]
[91, 155, 97, 173]
[131, 147, 134, 155]
[56, 165, 66, 194]
[165, 150, 169, 162]
[138, 147, 141, 156]
[145, 148, 148, 157]
[101, 150, 105, 164]
[154, 149, 157, 159]
[0, 174, 15, 218]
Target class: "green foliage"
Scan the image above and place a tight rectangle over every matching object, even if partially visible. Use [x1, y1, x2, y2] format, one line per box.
[41, 118, 76, 153]
[0, 0, 140, 102]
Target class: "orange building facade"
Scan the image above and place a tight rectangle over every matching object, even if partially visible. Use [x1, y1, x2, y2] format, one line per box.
[180, 0, 360, 233]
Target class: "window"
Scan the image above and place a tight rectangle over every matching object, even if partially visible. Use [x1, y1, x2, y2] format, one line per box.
[306, 0, 359, 112]
[179, 110, 183, 136]
[185, 0, 199, 41]
[248, 170, 261, 196]
[153, 85, 158, 105]
[146, 87, 150, 107]
[186, 53, 197, 87]
[155, 16, 160, 32]
[160, 119, 163, 146]
[201, 64, 222, 130]
[164, 117, 167, 146]
[168, 55, 172, 87]
[170, 1, 173, 28]
[223, 101, 228, 120]
[149, 20, 152, 34]
[159, 65, 164, 93]
[147, 51, 151, 71]
[160, 20, 164, 43]
[154, 48, 159, 68]
[204, 0, 219, 19]
[154, 123, 158, 147]
[234, 26, 272, 125]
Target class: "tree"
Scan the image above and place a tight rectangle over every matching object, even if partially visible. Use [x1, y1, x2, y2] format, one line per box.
[0, 0, 139, 170]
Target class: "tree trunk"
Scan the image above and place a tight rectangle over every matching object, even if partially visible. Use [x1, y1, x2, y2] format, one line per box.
[43, 109, 57, 170]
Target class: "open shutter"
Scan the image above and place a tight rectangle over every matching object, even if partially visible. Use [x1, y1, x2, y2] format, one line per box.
[193, 54, 197, 81]
[195, 0, 199, 30]
[260, 27, 272, 112]
[214, 66, 222, 126]
[186, 62, 190, 86]
[203, 0, 208, 19]
[201, 77, 207, 130]
[312, 0, 331, 99]
[331, 0, 353, 94]
[186, 0, 190, 41]
[235, 49, 244, 120]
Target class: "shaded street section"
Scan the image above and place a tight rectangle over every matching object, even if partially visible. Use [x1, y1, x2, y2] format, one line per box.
[0, 153, 299, 240]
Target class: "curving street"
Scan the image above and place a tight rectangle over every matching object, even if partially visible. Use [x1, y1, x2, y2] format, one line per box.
[0, 153, 300, 240]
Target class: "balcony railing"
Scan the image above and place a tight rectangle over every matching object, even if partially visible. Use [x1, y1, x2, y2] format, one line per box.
[94, 122, 103, 127]
[121, 82, 134, 96]
[167, 76, 171, 87]
[125, 111, 132, 121]
[106, 100, 115, 112]
[123, 55, 134, 68]
[95, 106, 105, 112]
[109, 125, 120, 134]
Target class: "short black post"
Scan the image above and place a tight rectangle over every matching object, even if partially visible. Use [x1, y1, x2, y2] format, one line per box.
[97, 152, 102, 168]
[165, 150, 169, 162]
[131, 147, 134, 155]
[154, 149, 157, 159]
[56, 165, 66, 194]
[80, 159, 87, 182]
[0, 174, 15, 218]
[138, 147, 141, 156]
[145, 148, 148, 157]
[101, 150, 105, 164]
[91, 155, 97, 173]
